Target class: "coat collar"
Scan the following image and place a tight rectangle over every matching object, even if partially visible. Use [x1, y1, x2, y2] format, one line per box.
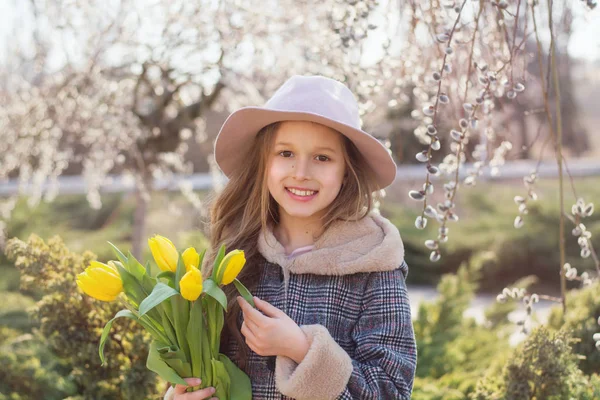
[257, 213, 405, 276]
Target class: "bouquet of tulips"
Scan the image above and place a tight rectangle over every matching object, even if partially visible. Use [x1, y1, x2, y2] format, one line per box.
[76, 235, 254, 400]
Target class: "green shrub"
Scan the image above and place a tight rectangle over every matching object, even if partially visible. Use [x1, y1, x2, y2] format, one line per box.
[471, 327, 600, 400]
[412, 253, 512, 399]
[547, 280, 600, 375]
[0, 327, 77, 400]
[4, 234, 161, 399]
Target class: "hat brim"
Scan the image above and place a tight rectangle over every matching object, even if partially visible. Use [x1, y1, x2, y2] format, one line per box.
[214, 107, 397, 189]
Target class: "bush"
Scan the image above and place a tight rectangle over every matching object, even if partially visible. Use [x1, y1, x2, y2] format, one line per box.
[4, 234, 161, 399]
[547, 280, 600, 375]
[412, 253, 513, 399]
[0, 327, 77, 400]
[471, 327, 600, 400]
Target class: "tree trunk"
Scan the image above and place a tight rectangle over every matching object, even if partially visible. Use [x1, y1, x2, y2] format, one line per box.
[132, 174, 151, 259]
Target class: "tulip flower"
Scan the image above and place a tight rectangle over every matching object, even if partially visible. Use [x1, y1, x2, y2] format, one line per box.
[76, 261, 123, 302]
[180, 266, 203, 301]
[218, 250, 246, 285]
[182, 247, 200, 271]
[148, 235, 178, 272]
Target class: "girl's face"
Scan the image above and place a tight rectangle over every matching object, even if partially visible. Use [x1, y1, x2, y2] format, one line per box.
[266, 121, 346, 223]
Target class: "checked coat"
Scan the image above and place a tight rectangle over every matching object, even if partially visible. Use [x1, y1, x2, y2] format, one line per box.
[224, 213, 417, 400]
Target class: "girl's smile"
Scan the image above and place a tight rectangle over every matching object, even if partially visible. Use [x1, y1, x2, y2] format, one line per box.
[285, 186, 319, 201]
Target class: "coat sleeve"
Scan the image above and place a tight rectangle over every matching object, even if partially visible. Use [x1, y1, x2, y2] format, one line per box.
[275, 263, 417, 400]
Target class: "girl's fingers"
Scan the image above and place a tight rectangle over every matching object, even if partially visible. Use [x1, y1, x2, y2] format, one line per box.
[241, 320, 255, 339]
[254, 296, 285, 318]
[177, 386, 217, 400]
[243, 316, 260, 333]
[174, 378, 202, 394]
[238, 296, 267, 323]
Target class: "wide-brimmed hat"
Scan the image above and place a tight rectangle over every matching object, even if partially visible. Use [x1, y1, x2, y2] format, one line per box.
[214, 75, 397, 189]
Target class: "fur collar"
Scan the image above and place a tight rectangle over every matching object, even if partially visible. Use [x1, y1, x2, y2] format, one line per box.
[257, 213, 405, 276]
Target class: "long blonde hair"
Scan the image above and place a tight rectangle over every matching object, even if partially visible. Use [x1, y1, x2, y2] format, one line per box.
[210, 121, 380, 367]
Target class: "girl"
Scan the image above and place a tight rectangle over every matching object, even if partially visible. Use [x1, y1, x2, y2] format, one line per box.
[167, 75, 417, 400]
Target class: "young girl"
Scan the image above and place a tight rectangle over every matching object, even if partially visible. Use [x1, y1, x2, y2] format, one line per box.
[168, 75, 417, 400]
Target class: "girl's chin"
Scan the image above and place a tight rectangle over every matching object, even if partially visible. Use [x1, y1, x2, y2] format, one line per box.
[279, 205, 324, 219]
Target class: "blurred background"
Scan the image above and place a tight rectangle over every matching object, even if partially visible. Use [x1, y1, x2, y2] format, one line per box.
[0, 0, 599, 399]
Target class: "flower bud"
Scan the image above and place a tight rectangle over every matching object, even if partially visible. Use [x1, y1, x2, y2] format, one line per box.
[409, 190, 426, 201]
[427, 165, 440, 175]
[436, 33, 450, 43]
[424, 205, 438, 218]
[514, 216, 524, 229]
[180, 267, 203, 301]
[425, 240, 438, 250]
[148, 235, 179, 272]
[416, 151, 429, 162]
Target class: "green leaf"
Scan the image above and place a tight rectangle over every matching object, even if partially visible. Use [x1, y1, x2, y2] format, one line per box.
[126, 251, 147, 281]
[157, 271, 176, 281]
[99, 309, 138, 365]
[139, 282, 180, 316]
[107, 241, 128, 265]
[147, 341, 188, 386]
[233, 279, 255, 308]
[186, 300, 204, 383]
[145, 260, 152, 275]
[157, 271, 176, 289]
[211, 358, 230, 400]
[197, 248, 207, 274]
[211, 244, 226, 282]
[171, 295, 191, 363]
[175, 254, 186, 292]
[115, 263, 146, 306]
[200, 297, 214, 386]
[219, 354, 252, 400]
[203, 279, 228, 310]
[160, 308, 178, 345]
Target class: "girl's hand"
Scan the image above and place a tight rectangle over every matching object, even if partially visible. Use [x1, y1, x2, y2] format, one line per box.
[238, 296, 310, 363]
[172, 378, 217, 400]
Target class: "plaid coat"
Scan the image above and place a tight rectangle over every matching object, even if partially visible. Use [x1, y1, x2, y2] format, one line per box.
[223, 213, 417, 400]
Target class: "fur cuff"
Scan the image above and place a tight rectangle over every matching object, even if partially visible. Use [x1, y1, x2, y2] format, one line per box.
[275, 324, 353, 400]
[163, 386, 174, 400]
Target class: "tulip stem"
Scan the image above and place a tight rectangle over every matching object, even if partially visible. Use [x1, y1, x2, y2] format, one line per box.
[120, 299, 170, 343]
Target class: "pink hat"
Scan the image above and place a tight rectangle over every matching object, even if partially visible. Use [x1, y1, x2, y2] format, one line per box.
[214, 75, 397, 189]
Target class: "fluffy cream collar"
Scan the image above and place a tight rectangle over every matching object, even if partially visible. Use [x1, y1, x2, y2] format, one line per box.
[257, 213, 405, 276]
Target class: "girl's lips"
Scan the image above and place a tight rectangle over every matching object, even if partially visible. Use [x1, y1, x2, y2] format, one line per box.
[285, 187, 318, 202]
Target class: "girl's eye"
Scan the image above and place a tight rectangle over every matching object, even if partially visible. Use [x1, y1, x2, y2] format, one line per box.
[316, 155, 330, 162]
[279, 151, 293, 157]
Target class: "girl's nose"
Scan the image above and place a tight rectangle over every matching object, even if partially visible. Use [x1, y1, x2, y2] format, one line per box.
[292, 158, 311, 180]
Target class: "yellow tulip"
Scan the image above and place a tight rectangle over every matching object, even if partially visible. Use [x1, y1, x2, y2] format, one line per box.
[76, 260, 123, 302]
[180, 266, 203, 301]
[182, 247, 200, 272]
[218, 250, 246, 285]
[148, 235, 179, 272]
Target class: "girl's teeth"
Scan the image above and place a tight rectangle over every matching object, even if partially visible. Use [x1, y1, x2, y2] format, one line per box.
[288, 188, 316, 196]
